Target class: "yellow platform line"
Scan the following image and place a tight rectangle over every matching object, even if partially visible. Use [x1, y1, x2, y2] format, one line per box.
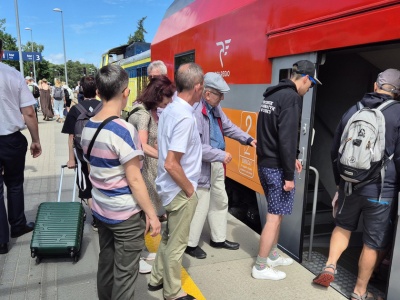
[145, 233, 206, 300]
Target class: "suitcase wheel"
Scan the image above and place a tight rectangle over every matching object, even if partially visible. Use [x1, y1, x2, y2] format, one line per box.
[31, 249, 36, 258]
[35, 257, 41, 264]
[74, 255, 79, 262]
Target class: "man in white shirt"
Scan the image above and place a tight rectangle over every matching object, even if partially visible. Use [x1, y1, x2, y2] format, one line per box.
[0, 39, 42, 255]
[149, 63, 204, 300]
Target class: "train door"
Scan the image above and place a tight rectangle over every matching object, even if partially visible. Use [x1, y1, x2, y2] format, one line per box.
[256, 53, 319, 261]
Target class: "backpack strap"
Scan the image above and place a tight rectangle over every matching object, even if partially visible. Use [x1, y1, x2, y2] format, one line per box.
[75, 103, 87, 115]
[126, 105, 145, 121]
[356, 101, 364, 110]
[376, 99, 397, 112]
[85, 116, 119, 160]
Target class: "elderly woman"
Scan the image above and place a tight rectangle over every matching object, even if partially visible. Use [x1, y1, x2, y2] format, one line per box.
[128, 75, 175, 220]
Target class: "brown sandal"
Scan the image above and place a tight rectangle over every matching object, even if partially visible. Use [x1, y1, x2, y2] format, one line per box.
[312, 264, 336, 287]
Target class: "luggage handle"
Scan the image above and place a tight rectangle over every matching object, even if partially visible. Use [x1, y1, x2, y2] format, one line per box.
[58, 165, 77, 202]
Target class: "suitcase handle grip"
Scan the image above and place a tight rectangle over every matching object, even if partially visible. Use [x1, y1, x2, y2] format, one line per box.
[58, 165, 78, 202]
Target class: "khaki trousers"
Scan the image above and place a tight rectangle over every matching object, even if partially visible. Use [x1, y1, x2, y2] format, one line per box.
[188, 162, 228, 247]
[150, 190, 198, 299]
[97, 212, 145, 300]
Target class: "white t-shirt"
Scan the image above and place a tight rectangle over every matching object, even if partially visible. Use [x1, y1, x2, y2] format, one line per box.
[156, 97, 202, 205]
[0, 62, 37, 135]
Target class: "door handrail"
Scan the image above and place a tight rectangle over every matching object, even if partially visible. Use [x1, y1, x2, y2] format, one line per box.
[307, 166, 319, 261]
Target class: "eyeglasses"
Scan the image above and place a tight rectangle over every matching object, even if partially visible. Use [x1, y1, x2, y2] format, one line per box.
[206, 90, 223, 98]
[301, 74, 316, 88]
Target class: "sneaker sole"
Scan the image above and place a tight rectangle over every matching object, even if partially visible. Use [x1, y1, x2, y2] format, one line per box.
[251, 269, 286, 280]
[312, 272, 334, 287]
[267, 259, 294, 268]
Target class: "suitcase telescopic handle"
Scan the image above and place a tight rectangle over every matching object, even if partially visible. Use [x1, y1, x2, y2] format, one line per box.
[58, 165, 78, 202]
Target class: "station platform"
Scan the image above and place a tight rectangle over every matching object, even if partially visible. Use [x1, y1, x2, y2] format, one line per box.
[0, 112, 346, 300]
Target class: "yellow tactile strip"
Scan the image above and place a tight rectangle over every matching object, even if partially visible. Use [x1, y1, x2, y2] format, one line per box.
[145, 233, 206, 300]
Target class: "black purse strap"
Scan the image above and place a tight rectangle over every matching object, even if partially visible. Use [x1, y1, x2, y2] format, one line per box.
[85, 116, 119, 160]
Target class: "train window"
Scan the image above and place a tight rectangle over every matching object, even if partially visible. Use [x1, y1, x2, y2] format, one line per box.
[174, 50, 195, 72]
[136, 66, 148, 96]
[279, 69, 291, 80]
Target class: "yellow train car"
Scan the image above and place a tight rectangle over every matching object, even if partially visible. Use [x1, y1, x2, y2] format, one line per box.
[100, 43, 150, 113]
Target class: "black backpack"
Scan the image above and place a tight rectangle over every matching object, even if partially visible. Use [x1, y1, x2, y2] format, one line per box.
[32, 85, 40, 98]
[74, 102, 103, 161]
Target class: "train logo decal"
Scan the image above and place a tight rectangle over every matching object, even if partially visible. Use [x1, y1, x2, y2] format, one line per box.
[216, 39, 231, 68]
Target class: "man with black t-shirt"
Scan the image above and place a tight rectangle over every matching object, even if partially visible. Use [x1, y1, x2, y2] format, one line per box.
[61, 76, 100, 231]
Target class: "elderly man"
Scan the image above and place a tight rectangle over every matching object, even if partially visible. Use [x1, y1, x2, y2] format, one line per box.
[148, 63, 204, 300]
[185, 72, 256, 259]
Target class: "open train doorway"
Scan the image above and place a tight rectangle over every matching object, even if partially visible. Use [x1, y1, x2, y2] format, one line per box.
[303, 42, 400, 299]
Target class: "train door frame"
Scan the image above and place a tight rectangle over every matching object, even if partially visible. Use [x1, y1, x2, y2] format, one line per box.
[256, 52, 319, 262]
[387, 201, 400, 299]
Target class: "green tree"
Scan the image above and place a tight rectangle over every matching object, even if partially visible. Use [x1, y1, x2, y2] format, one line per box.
[127, 16, 147, 44]
[23, 42, 45, 79]
[0, 18, 19, 70]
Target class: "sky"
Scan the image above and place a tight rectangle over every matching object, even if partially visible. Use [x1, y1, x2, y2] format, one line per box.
[1, 0, 171, 67]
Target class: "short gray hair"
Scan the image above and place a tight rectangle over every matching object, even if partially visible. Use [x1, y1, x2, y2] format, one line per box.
[147, 60, 167, 75]
[175, 63, 204, 93]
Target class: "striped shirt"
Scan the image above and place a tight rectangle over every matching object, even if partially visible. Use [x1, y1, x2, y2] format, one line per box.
[81, 118, 144, 224]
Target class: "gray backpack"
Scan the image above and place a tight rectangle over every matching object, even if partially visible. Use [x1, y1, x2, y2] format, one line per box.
[338, 100, 396, 198]
[54, 87, 64, 99]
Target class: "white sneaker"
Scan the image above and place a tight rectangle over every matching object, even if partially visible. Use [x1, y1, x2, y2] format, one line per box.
[139, 260, 152, 274]
[267, 256, 294, 267]
[251, 266, 286, 280]
[141, 250, 156, 261]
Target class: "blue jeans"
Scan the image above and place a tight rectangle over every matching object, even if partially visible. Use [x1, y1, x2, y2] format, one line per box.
[53, 99, 64, 119]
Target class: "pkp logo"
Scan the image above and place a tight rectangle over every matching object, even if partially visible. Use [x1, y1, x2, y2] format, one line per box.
[216, 39, 231, 68]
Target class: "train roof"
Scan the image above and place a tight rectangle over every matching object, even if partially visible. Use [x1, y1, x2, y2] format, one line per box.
[153, 0, 399, 46]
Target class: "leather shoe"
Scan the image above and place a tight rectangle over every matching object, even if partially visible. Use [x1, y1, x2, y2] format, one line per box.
[185, 246, 207, 259]
[210, 239, 239, 250]
[0, 243, 8, 254]
[148, 282, 163, 291]
[164, 294, 195, 300]
[10, 222, 35, 238]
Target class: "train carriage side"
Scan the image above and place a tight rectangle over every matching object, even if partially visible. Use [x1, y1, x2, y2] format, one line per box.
[100, 45, 151, 113]
[152, 0, 400, 299]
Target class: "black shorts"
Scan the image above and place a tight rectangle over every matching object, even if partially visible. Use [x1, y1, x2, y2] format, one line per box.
[335, 189, 397, 250]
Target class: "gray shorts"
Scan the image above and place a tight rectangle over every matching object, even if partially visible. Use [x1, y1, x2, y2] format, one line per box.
[335, 189, 397, 250]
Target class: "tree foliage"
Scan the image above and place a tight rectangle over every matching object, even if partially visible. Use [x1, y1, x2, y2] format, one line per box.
[0, 18, 19, 70]
[1, 18, 97, 88]
[127, 16, 147, 44]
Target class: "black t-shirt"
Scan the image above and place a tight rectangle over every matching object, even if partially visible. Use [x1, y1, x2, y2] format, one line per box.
[61, 99, 101, 135]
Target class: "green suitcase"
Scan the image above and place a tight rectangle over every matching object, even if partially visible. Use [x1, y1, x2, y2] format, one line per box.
[30, 165, 85, 263]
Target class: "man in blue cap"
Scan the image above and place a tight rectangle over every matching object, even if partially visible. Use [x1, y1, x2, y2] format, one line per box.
[185, 72, 257, 259]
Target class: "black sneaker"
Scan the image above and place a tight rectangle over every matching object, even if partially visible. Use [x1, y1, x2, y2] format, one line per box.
[91, 216, 98, 232]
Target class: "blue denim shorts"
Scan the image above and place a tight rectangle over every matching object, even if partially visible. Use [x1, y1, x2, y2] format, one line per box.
[258, 166, 295, 215]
